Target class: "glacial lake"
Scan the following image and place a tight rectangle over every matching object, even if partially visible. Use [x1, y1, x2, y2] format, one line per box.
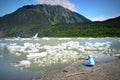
[0, 38, 120, 80]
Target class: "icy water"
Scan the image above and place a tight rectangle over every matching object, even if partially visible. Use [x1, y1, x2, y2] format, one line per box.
[0, 38, 120, 80]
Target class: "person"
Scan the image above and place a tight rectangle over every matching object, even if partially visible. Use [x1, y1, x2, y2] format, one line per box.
[78, 55, 95, 67]
[85, 55, 95, 66]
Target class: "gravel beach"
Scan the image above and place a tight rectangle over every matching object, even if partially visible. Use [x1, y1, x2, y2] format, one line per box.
[38, 58, 120, 80]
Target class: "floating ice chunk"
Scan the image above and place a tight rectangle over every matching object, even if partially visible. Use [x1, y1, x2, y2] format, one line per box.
[27, 52, 47, 59]
[20, 60, 31, 66]
[5, 38, 20, 41]
[77, 38, 85, 40]
[56, 45, 65, 51]
[60, 41, 80, 50]
[14, 60, 31, 67]
[6, 44, 22, 53]
[114, 54, 120, 57]
[35, 43, 41, 48]
[31, 48, 39, 53]
[94, 42, 106, 47]
[70, 50, 79, 55]
[95, 42, 111, 48]
[15, 52, 21, 56]
[85, 42, 111, 50]
[48, 49, 57, 54]
[58, 38, 72, 40]
[20, 38, 31, 41]
[85, 42, 93, 46]
[24, 42, 40, 52]
[78, 46, 85, 52]
[68, 41, 79, 46]
[19, 47, 26, 52]
[42, 37, 50, 40]
[9, 43, 17, 46]
[0, 43, 7, 48]
[24, 42, 32, 48]
[42, 45, 51, 51]
[112, 49, 117, 52]
[62, 59, 67, 63]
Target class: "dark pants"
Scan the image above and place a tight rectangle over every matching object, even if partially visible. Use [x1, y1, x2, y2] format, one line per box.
[82, 63, 94, 67]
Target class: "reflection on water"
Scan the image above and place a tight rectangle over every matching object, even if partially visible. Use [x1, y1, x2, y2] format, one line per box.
[0, 38, 120, 80]
[95, 56, 117, 62]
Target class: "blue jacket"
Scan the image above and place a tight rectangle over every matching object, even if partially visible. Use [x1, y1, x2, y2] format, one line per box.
[87, 55, 95, 65]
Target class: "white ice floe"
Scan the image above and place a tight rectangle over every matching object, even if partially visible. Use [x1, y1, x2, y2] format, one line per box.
[58, 38, 72, 40]
[23, 42, 39, 52]
[35, 43, 41, 48]
[42, 45, 51, 50]
[20, 60, 31, 66]
[24, 42, 33, 48]
[27, 52, 47, 59]
[6, 44, 22, 53]
[20, 38, 31, 41]
[15, 52, 21, 56]
[5, 38, 20, 41]
[14, 60, 31, 67]
[42, 37, 50, 40]
[85, 42, 111, 51]
[94, 42, 106, 47]
[0, 43, 7, 49]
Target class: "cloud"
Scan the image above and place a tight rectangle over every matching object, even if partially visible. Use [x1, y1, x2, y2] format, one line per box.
[88, 14, 120, 21]
[88, 16, 108, 21]
[35, 0, 76, 11]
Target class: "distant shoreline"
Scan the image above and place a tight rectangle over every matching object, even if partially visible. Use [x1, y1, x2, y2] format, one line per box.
[0, 37, 120, 38]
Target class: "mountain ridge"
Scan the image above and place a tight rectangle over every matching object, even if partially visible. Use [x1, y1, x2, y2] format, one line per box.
[0, 4, 91, 37]
[0, 4, 91, 25]
[0, 4, 120, 37]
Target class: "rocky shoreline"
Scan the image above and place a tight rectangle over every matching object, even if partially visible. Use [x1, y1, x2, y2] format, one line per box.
[37, 58, 120, 80]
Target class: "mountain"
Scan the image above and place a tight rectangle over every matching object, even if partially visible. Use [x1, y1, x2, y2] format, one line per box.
[0, 4, 91, 25]
[0, 4, 120, 37]
[0, 4, 91, 37]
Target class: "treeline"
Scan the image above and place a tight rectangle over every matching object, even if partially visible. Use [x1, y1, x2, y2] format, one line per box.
[3, 16, 120, 38]
[38, 21, 120, 37]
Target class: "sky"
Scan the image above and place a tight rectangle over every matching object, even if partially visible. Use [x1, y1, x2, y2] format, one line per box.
[0, 0, 120, 21]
